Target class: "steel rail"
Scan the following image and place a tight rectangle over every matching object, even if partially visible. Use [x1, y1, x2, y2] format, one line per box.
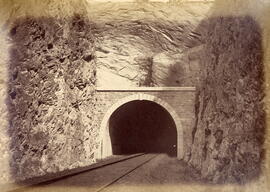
[94, 154, 159, 192]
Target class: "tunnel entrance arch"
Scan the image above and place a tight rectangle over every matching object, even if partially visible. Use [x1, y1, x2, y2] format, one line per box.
[97, 93, 184, 159]
[110, 100, 177, 156]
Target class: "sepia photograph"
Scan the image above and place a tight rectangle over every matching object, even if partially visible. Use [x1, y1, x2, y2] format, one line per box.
[0, 0, 269, 191]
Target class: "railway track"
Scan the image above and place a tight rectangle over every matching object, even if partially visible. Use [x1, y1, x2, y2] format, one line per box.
[94, 154, 158, 192]
[12, 153, 159, 192]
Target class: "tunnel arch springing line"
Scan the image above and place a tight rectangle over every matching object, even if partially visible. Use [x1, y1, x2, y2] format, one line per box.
[96, 93, 184, 160]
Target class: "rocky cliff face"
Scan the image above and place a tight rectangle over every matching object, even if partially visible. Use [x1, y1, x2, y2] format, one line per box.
[189, 16, 265, 184]
[92, 2, 210, 87]
[8, 15, 97, 181]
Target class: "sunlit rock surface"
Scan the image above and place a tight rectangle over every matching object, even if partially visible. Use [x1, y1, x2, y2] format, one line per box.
[92, 2, 210, 87]
[7, 15, 97, 181]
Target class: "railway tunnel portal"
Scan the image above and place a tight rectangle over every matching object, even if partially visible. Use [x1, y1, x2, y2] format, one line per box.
[95, 87, 196, 160]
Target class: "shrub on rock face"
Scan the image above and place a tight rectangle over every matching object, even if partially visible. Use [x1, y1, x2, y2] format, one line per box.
[189, 16, 265, 184]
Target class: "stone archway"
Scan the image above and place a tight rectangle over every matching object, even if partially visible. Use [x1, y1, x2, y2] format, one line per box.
[96, 93, 184, 159]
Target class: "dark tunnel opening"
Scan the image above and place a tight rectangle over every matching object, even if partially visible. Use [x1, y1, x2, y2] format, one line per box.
[109, 100, 177, 157]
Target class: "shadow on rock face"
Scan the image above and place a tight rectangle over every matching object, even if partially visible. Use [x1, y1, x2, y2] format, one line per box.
[189, 15, 266, 184]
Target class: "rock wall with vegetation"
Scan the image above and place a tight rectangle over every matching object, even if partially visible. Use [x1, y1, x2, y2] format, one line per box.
[189, 16, 265, 184]
[188, 1, 269, 184]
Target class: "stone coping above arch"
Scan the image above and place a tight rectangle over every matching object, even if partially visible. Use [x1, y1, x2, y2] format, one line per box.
[96, 86, 196, 92]
[96, 93, 184, 160]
